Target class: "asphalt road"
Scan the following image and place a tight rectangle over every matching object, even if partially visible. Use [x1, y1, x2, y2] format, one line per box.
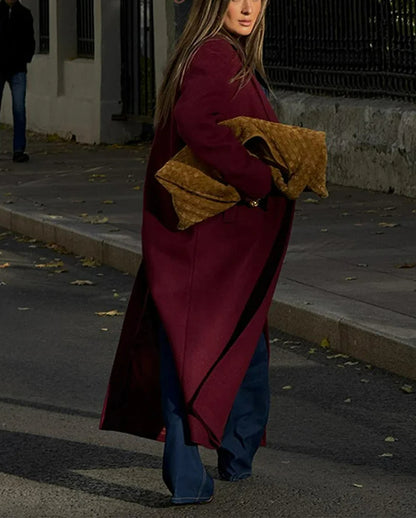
[0, 229, 415, 518]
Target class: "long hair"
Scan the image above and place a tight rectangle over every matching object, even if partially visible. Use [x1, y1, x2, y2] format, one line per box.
[155, 0, 270, 127]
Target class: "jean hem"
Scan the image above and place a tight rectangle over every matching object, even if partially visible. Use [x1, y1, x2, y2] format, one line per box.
[171, 495, 213, 505]
[218, 470, 252, 482]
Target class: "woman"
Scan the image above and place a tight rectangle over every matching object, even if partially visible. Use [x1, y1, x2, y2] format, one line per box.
[100, 0, 295, 505]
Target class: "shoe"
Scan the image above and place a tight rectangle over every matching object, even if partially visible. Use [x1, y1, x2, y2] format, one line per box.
[13, 152, 29, 163]
[171, 496, 213, 506]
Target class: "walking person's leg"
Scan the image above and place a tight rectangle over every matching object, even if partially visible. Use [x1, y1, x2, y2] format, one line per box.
[217, 332, 270, 481]
[9, 72, 29, 162]
[159, 326, 214, 504]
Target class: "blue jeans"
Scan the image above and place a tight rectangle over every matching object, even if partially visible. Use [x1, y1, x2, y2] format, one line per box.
[0, 72, 27, 153]
[159, 328, 269, 503]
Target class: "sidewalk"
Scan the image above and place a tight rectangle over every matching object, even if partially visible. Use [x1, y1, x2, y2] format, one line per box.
[1, 124, 415, 380]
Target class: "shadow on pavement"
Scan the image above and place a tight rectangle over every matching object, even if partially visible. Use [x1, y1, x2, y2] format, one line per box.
[0, 429, 171, 508]
[267, 350, 416, 478]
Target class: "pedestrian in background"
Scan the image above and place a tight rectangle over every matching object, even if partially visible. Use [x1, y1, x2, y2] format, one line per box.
[101, 0, 295, 505]
[0, 0, 35, 163]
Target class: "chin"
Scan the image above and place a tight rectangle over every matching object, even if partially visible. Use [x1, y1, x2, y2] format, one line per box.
[231, 28, 253, 37]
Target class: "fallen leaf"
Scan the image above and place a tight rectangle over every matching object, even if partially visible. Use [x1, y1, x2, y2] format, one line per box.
[379, 453, 393, 458]
[320, 228, 328, 232]
[15, 236, 37, 243]
[396, 263, 416, 269]
[384, 436, 397, 443]
[88, 174, 107, 183]
[378, 222, 400, 228]
[344, 361, 359, 366]
[366, 209, 377, 214]
[81, 257, 101, 268]
[101, 328, 109, 332]
[327, 353, 349, 359]
[70, 280, 95, 286]
[384, 206, 397, 211]
[46, 133, 65, 143]
[353, 484, 363, 488]
[344, 398, 352, 403]
[400, 384, 414, 394]
[82, 215, 109, 224]
[357, 263, 368, 267]
[345, 276, 357, 281]
[18, 307, 31, 311]
[282, 385, 292, 390]
[320, 338, 330, 348]
[0, 262, 10, 269]
[113, 292, 120, 298]
[269, 338, 280, 344]
[133, 185, 141, 191]
[0, 281, 7, 286]
[102, 200, 115, 204]
[303, 198, 319, 204]
[360, 378, 370, 383]
[35, 261, 64, 269]
[308, 348, 317, 354]
[95, 310, 124, 317]
[45, 215, 64, 220]
[106, 144, 125, 150]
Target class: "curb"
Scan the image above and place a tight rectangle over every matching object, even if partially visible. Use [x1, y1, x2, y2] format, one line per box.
[269, 300, 416, 381]
[1, 203, 415, 381]
[0, 203, 141, 275]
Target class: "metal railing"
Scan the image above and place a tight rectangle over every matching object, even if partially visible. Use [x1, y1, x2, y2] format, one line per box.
[264, 0, 416, 101]
[38, 0, 49, 54]
[77, 0, 94, 58]
[120, 0, 156, 119]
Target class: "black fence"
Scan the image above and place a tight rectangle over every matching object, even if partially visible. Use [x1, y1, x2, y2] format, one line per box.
[77, 0, 94, 58]
[264, 0, 416, 101]
[38, 0, 49, 54]
[119, 0, 155, 119]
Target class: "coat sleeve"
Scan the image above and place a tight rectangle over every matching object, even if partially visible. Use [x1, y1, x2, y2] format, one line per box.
[25, 11, 35, 63]
[174, 40, 272, 200]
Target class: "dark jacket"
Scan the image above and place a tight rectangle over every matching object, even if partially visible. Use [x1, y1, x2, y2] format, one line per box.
[100, 38, 295, 449]
[0, 0, 35, 77]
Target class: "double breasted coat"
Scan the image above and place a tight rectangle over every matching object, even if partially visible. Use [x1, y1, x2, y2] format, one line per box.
[100, 38, 295, 449]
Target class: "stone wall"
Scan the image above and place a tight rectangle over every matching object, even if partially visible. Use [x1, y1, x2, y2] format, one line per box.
[273, 91, 416, 198]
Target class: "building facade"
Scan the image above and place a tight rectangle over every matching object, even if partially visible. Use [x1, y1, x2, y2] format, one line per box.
[1, 0, 173, 143]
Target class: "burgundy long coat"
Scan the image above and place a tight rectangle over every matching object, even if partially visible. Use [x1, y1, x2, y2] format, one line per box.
[100, 38, 295, 449]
